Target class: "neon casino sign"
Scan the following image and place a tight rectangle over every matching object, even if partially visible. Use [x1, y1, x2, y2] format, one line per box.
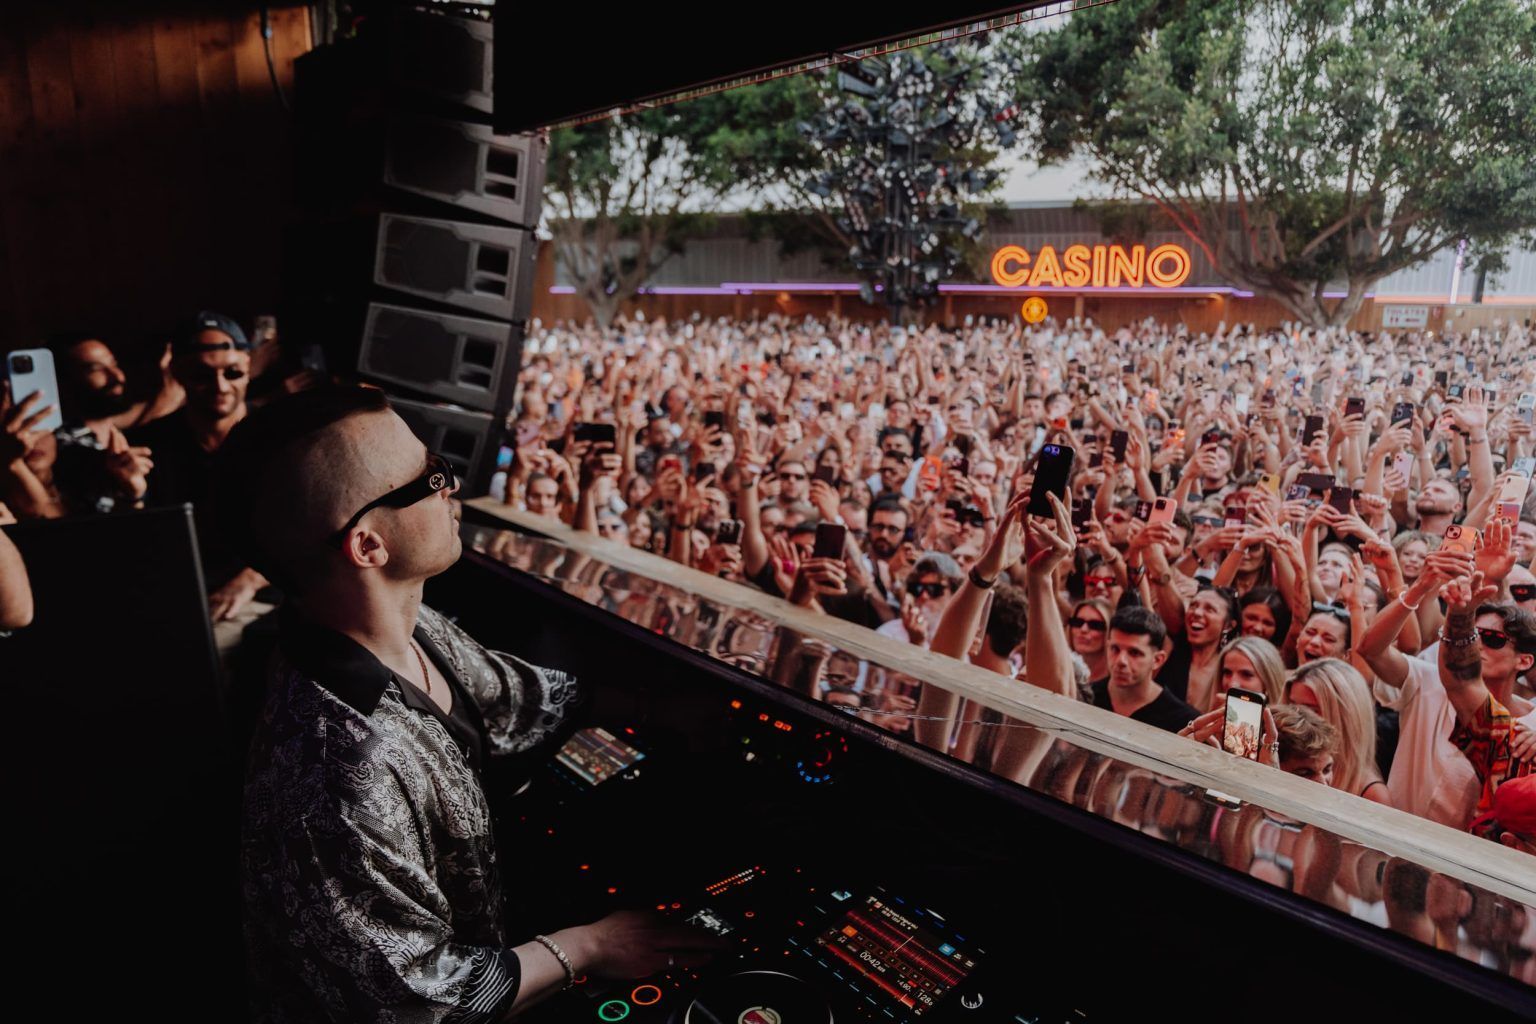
[990, 243, 1192, 289]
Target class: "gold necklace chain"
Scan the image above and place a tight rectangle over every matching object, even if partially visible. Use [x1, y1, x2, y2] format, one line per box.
[409, 641, 434, 698]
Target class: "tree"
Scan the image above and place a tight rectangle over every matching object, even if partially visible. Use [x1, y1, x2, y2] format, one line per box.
[544, 111, 721, 327]
[1014, 0, 1536, 326]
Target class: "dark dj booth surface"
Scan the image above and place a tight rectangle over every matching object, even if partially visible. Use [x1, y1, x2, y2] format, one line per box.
[430, 511, 1536, 1024]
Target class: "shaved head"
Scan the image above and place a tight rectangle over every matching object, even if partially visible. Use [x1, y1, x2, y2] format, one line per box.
[217, 387, 462, 594]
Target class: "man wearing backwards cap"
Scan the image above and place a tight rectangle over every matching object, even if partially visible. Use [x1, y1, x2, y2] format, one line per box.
[120, 311, 268, 620]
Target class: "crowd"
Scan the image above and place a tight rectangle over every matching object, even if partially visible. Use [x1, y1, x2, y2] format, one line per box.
[500, 310, 1536, 852]
[1, 313, 330, 622]
[5, 306, 1534, 850]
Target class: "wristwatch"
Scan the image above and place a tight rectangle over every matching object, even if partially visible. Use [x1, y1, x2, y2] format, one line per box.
[968, 566, 997, 590]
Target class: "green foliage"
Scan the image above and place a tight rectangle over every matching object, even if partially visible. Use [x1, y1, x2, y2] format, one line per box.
[1014, 0, 1536, 324]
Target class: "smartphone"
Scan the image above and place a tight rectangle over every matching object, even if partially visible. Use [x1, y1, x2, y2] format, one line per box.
[1326, 485, 1354, 515]
[1135, 499, 1153, 522]
[1028, 444, 1075, 518]
[1301, 415, 1325, 446]
[715, 519, 743, 545]
[4, 349, 64, 433]
[1400, 371, 1414, 387]
[1390, 401, 1414, 426]
[1234, 393, 1251, 415]
[693, 461, 718, 483]
[1447, 383, 1465, 402]
[1201, 429, 1224, 448]
[1223, 509, 1246, 529]
[702, 410, 726, 431]
[927, 395, 941, 406]
[1222, 688, 1268, 760]
[1148, 496, 1179, 525]
[1257, 472, 1281, 496]
[1111, 430, 1129, 462]
[813, 463, 838, 487]
[756, 411, 777, 427]
[1497, 475, 1528, 521]
[1390, 451, 1414, 483]
[1519, 392, 1536, 424]
[1345, 396, 1366, 418]
[1285, 484, 1311, 502]
[1298, 472, 1337, 495]
[813, 521, 847, 560]
[1088, 452, 1104, 469]
[1262, 388, 1276, 408]
[1513, 456, 1536, 479]
[1071, 504, 1092, 531]
[573, 422, 617, 446]
[1441, 524, 1479, 555]
[1434, 370, 1450, 389]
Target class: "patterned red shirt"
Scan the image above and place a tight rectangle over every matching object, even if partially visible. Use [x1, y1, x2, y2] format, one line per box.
[1451, 693, 1536, 823]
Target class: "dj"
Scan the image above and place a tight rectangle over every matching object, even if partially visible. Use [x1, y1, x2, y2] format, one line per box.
[218, 387, 720, 1022]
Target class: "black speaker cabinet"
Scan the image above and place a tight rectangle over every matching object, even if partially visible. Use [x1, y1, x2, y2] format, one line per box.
[393, 11, 493, 114]
[389, 394, 495, 486]
[358, 303, 519, 412]
[384, 116, 544, 229]
[373, 213, 536, 321]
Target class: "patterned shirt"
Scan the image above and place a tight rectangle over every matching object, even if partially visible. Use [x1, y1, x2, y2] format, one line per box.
[242, 604, 580, 1023]
[1451, 693, 1536, 822]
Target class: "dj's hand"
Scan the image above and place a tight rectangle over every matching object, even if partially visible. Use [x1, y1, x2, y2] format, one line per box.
[559, 910, 726, 980]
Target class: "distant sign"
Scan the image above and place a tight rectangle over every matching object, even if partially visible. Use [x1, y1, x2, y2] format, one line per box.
[1021, 297, 1049, 323]
[991, 243, 1192, 290]
[1382, 305, 1429, 329]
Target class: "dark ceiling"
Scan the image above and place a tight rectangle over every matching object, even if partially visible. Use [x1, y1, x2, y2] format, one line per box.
[492, 2, 1063, 132]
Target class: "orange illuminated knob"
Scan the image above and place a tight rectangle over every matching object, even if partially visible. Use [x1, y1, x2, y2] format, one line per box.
[630, 984, 663, 1006]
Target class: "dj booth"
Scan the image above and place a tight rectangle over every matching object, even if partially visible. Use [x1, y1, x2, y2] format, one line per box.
[5, 500, 1533, 1021]
[424, 501, 1536, 1024]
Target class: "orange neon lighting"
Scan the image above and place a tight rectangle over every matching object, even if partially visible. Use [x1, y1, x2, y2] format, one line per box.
[631, 985, 663, 1006]
[991, 243, 1192, 289]
[990, 245, 1030, 287]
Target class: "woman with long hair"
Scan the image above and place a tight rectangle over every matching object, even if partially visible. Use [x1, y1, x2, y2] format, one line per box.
[1066, 597, 1113, 688]
[1285, 659, 1392, 807]
[1210, 636, 1287, 710]
[1157, 584, 1240, 711]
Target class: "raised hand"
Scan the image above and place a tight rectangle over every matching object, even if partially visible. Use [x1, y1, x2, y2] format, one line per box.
[1474, 515, 1517, 585]
[1024, 492, 1077, 575]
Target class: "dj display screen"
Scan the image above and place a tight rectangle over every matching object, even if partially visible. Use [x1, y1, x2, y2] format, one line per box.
[813, 893, 980, 1016]
[554, 726, 645, 786]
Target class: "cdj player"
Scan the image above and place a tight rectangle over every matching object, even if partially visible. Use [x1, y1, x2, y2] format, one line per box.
[506, 708, 1092, 1024]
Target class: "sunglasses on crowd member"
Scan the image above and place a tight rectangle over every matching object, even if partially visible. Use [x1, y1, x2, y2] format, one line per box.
[1311, 601, 1351, 622]
[1510, 584, 1536, 603]
[1068, 616, 1108, 632]
[1478, 627, 1514, 650]
[1083, 575, 1116, 588]
[908, 580, 952, 599]
[183, 365, 247, 384]
[1190, 515, 1224, 528]
[330, 452, 456, 547]
[779, 470, 808, 481]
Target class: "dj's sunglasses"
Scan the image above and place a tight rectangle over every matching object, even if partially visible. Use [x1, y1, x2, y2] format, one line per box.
[330, 452, 456, 547]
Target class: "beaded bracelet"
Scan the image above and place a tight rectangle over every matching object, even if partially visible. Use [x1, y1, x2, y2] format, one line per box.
[533, 934, 576, 990]
[1438, 628, 1480, 649]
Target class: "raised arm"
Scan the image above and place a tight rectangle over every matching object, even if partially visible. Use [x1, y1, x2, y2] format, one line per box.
[1023, 492, 1080, 698]
[0, 506, 33, 630]
[1437, 569, 1500, 725]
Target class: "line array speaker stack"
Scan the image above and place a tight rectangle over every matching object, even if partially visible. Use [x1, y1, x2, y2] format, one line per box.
[287, 5, 543, 493]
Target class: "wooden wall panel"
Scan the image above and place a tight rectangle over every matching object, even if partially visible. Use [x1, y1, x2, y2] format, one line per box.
[0, 2, 311, 365]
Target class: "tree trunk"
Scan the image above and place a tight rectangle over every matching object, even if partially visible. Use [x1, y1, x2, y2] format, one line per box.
[1325, 278, 1370, 328]
[586, 291, 623, 328]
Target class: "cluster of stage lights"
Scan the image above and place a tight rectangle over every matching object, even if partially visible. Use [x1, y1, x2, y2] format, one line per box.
[798, 41, 1024, 316]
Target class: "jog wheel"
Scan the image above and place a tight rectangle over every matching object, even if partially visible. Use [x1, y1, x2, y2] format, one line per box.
[682, 969, 833, 1024]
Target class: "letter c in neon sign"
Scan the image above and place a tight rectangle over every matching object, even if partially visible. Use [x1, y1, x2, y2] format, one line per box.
[990, 245, 1030, 288]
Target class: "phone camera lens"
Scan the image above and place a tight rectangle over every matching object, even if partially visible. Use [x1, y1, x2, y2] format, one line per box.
[10, 354, 33, 373]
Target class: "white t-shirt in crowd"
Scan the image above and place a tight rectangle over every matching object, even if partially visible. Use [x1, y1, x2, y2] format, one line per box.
[1375, 654, 1536, 829]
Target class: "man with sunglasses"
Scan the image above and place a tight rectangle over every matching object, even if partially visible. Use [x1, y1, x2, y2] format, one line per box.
[220, 387, 721, 1023]
[1361, 551, 1536, 829]
[122, 310, 268, 621]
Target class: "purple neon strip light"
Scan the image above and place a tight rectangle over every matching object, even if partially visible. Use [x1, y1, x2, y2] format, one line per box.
[549, 282, 1382, 300]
